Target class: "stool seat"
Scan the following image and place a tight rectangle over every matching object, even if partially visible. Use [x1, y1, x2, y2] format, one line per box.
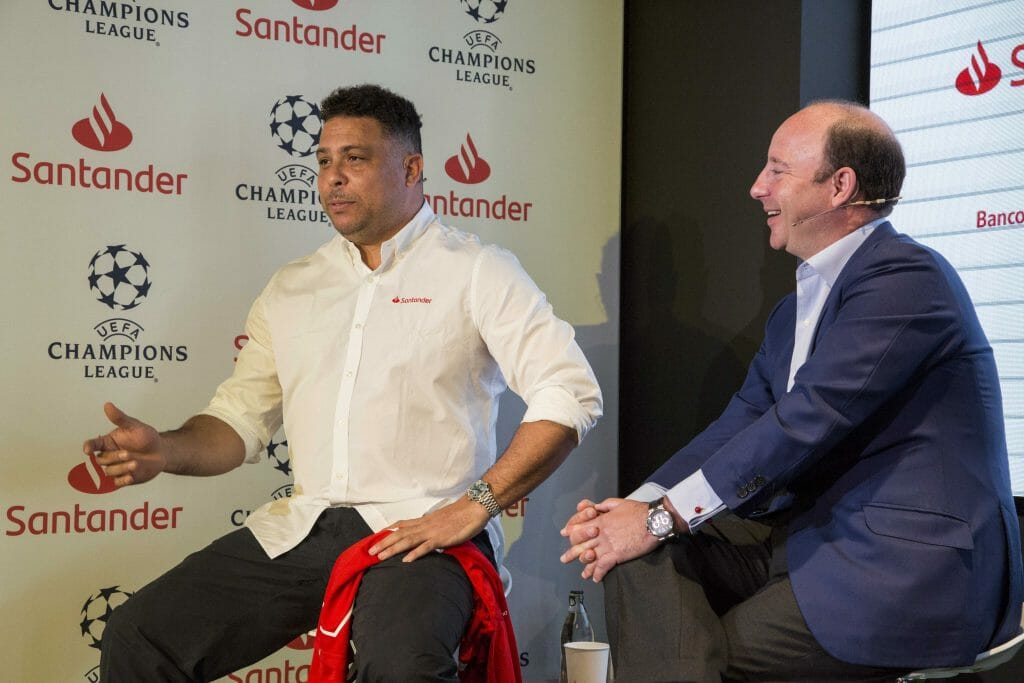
[896, 608, 1024, 681]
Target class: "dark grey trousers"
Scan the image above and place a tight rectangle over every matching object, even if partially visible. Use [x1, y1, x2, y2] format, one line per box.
[100, 507, 493, 683]
[603, 515, 902, 683]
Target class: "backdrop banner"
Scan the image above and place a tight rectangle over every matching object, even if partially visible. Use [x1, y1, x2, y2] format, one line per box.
[0, 1, 622, 680]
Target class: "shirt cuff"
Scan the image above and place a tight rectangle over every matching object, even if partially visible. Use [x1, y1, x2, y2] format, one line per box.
[664, 470, 726, 532]
[626, 482, 666, 503]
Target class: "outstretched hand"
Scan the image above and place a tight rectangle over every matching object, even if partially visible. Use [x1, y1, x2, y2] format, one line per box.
[82, 402, 166, 488]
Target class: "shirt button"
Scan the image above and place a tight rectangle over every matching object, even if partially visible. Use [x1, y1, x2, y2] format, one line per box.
[345, 371, 353, 377]
[354, 323, 363, 330]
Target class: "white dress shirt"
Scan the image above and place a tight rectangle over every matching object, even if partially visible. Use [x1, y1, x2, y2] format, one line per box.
[202, 202, 602, 567]
[631, 219, 886, 530]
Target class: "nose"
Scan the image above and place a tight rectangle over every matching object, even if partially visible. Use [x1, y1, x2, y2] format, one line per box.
[319, 160, 346, 187]
[750, 168, 768, 201]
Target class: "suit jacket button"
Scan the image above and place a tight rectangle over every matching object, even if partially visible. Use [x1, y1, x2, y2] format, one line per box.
[754, 475, 766, 486]
[746, 482, 757, 493]
[736, 488, 748, 499]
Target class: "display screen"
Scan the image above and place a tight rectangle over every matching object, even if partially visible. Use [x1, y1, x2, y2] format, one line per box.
[871, 1, 1023, 493]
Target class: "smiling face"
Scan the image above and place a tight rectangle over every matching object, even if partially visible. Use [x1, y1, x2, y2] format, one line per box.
[749, 107, 844, 260]
[316, 115, 423, 254]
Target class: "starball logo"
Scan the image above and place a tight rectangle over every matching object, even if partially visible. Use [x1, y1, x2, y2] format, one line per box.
[956, 39, 1024, 96]
[425, 133, 534, 222]
[234, 0, 386, 55]
[233, 95, 331, 225]
[45, 245, 190, 381]
[10, 93, 189, 196]
[427, 0, 536, 91]
[48, 0, 190, 46]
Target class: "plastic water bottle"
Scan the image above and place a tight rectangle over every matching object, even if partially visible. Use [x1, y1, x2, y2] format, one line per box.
[559, 589, 593, 683]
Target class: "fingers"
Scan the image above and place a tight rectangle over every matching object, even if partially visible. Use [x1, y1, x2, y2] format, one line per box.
[103, 401, 125, 425]
[594, 497, 625, 513]
[559, 537, 599, 564]
[560, 504, 599, 536]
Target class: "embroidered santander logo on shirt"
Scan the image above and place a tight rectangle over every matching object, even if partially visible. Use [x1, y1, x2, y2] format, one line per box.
[392, 296, 433, 304]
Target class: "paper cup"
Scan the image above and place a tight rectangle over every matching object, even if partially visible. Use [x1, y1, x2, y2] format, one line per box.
[564, 641, 610, 683]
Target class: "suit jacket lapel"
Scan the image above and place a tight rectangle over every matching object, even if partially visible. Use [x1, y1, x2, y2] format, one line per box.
[807, 222, 897, 357]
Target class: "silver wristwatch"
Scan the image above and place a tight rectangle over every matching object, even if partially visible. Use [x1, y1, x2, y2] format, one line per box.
[646, 499, 677, 540]
[466, 479, 502, 517]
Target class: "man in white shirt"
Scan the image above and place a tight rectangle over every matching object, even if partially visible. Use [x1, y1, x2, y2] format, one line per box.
[84, 83, 602, 682]
[560, 101, 1020, 681]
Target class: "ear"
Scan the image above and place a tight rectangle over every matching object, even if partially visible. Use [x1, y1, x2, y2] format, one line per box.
[404, 153, 424, 186]
[831, 166, 858, 206]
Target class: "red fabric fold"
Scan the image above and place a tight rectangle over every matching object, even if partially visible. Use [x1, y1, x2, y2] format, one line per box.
[309, 530, 522, 683]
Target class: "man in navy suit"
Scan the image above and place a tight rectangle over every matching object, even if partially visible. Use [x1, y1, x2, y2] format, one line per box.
[561, 101, 1022, 681]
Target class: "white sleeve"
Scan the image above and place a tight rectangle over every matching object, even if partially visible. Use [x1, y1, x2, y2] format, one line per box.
[470, 245, 602, 443]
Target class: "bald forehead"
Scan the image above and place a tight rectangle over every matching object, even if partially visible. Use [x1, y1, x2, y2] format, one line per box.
[801, 102, 894, 137]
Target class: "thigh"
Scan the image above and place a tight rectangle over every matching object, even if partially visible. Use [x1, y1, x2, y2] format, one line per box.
[349, 550, 475, 682]
[109, 525, 337, 681]
[722, 576, 900, 683]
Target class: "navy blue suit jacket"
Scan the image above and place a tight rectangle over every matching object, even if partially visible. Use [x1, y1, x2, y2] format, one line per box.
[649, 223, 1022, 667]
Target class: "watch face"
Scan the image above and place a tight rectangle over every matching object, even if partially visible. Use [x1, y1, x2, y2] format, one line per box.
[648, 509, 674, 538]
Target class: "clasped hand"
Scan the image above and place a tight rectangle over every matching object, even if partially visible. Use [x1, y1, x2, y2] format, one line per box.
[559, 498, 659, 582]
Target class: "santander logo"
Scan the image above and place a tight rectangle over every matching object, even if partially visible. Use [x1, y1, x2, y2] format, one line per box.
[290, 0, 339, 10]
[444, 133, 491, 184]
[68, 452, 118, 495]
[71, 94, 133, 152]
[956, 40, 1002, 96]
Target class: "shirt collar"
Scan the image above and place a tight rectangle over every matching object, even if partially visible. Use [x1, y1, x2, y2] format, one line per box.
[338, 201, 437, 271]
[797, 217, 887, 287]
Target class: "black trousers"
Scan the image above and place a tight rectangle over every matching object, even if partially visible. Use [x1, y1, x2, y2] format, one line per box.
[603, 515, 903, 683]
[100, 507, 493, 683]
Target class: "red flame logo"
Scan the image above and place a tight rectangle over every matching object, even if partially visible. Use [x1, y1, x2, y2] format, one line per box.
[68, 452, 118, 495]
[290, 0, 339, 10]
[71, 94, 133, 152]
[444, 133, 491, 184]
[956, 41, 1002, 96]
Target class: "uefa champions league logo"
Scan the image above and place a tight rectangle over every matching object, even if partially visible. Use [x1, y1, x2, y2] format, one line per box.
[269, 95, 322, 157]
[80, 586, 133, 650]
[87, 245, 152, 311]
[460, 0, 508, 24]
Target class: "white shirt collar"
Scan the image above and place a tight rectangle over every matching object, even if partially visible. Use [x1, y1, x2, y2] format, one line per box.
[797, 217, 887, 287]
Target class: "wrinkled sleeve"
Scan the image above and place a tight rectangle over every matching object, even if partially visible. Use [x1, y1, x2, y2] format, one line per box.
[470, 245, 602, 443]
[199, 281, 284, 463]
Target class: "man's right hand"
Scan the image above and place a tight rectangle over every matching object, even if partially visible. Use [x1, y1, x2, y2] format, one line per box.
[82, 402, 166, 488]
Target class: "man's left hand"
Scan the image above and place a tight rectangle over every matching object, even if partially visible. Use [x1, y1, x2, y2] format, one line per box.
[368, 496, 491, 562]
[560, 498, 660, 582]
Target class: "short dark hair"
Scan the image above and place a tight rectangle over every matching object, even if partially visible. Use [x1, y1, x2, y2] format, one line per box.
[320, 83, 422, 153]
[813, 104, 906, 216]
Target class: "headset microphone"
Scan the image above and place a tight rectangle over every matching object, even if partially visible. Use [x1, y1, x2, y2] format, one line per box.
[790, 196, 902, 227]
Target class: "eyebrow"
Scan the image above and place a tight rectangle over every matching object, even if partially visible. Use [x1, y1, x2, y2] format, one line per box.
[315, 144, 370, 156]
[767, 156, 789, 167]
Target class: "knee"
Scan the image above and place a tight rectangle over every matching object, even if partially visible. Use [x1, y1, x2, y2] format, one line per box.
[353, 644, 456, 682]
